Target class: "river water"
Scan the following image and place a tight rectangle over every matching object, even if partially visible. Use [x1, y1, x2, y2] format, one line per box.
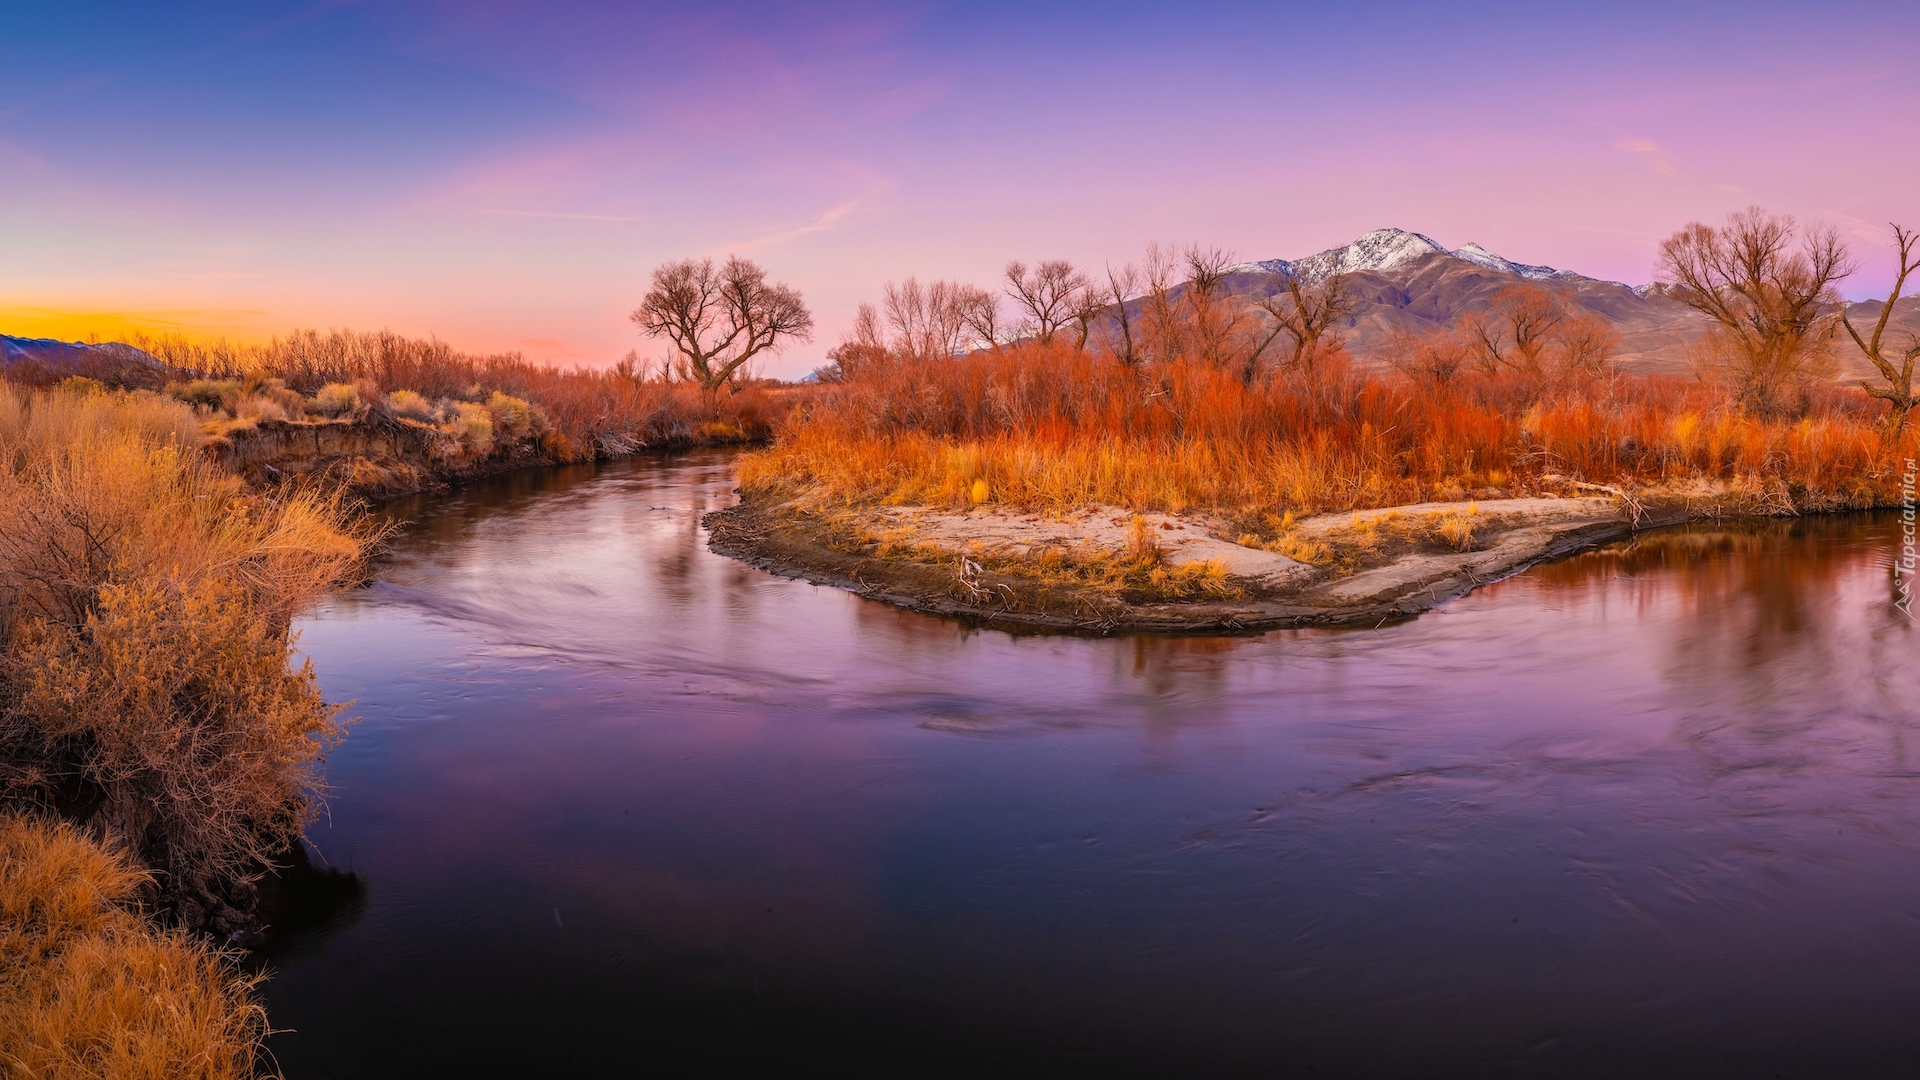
[261, 451, 1920, 1078]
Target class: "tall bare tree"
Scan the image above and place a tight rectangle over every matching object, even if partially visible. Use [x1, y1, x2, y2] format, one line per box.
[1257, 272, 1354, 378]
[1139, 242, 1185, 364]
[883, 277, 972, 362]
[1384, 325, 1472, 388]
[1182, 245, 1245, 367]
[1465, 284, 1567, 376]
[1103, 263, 1142, 365]
[1841, 223, 1920, 435]
[633, 256, 813, 399]
[956, 285, 1002, 351]
[1658, 207, 1854, 415]
[1004, 259, 1089, 345]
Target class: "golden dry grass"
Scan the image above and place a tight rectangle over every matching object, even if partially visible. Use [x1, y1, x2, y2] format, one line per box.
[0, 383, 370, 911]
[0, 814, 269, 1080]
[134, 327, 790, 459]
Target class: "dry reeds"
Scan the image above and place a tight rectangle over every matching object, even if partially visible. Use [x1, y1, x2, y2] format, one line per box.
[0, 814, 268, 1080]
[741, 340, 1918, 519]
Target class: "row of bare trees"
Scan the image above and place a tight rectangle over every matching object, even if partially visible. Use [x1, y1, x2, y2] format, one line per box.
[816, 243, 1361, 385]
[1384, 285, 1620, 395]
[627, 208, 1918, 432]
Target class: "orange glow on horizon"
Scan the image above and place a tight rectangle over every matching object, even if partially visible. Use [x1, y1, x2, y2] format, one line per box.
[0, 305, 278, 347]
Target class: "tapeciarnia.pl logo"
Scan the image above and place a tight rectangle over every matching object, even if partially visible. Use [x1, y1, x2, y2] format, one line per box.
[1899, 457, 1916, 620]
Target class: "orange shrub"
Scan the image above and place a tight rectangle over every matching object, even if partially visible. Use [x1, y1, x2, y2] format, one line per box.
[742, 341, 1917, 516]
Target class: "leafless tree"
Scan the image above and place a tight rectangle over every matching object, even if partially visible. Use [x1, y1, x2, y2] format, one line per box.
[956, 285, 1003, 350]
[1257, 272, 1355, 378]
[1140, 243, 1185, 364]
[1465, 284, 1567, 376]
[884, 277, 972, 362]
[632, 255, 813, 399]
[1658, 207, 1854, 416]
[1384, 325, 1472, 388]
[1103, 263, 1142, 364]
[1555, 311, 1620, 382]
[1004, 259, 1089, 345]
[822, 302, 887, 382]
[1182, 245, 1244, 367]
[1841, 223, 1920, 435]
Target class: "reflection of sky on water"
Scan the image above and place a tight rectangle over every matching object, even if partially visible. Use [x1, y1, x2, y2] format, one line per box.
[268, 452, 1920, 1077]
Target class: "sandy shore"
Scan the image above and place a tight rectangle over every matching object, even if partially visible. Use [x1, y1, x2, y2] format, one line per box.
[706, 492, 1692, 634]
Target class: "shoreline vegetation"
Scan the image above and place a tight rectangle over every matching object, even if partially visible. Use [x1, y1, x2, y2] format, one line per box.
[0, 384, 366, 1077]
[0, 315, 795, 1074]
[712, 213, 1918, 631]
[0, 327, 789, 1074]
[8, 326, 796, 500]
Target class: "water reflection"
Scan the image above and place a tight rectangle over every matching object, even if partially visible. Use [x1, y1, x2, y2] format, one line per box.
[265, 453, 1920, 1078]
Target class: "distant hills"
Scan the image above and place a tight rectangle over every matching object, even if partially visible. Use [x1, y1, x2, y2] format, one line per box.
[1224, 228, 1920, 376]
[1, 335, 173, 388]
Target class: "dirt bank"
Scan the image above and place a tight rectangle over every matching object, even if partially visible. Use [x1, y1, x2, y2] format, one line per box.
[706, 494, 1696, 634]
[212, 416, 763, 501]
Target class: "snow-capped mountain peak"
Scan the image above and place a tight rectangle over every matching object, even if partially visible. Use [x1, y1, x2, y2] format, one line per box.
[1450, 242, 1579, 282]
[1227, 229, 1586, 284]
[1288, 228, 1448, 282]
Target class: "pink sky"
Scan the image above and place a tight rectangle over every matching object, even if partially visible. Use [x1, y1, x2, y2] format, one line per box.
[3, 1, 1916, 378]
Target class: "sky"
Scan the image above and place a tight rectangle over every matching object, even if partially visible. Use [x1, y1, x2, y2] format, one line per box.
[2, 0, 1917, 379]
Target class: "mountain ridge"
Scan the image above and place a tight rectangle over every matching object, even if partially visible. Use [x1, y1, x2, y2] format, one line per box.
[1226, 228, 1601, 287]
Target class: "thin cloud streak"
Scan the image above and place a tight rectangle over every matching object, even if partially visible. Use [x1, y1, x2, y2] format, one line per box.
[479, 208, 641, 222]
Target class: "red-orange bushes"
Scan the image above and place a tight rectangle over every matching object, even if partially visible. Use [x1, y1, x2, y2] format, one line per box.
[744, 339, 1918, 516]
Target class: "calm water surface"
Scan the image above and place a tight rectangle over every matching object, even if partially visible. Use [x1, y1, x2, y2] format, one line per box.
[262, 451, 1920, 1078]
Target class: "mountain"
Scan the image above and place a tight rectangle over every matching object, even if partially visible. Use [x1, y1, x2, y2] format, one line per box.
[1, 335, 174, 388]
[1214, 230, 1918, 377]
[1227, 228, 1589, 285]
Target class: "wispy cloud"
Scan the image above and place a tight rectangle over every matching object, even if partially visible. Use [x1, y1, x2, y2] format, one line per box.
[1613, 137, 1676, 177]
[725, 185, 888, 253]
[480, 208, 641, 222]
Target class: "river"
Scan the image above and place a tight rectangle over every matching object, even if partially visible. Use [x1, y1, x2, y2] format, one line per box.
[259, 450, 1920, 1078]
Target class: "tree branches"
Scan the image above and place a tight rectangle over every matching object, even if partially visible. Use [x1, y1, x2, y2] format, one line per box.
[633, 256, 813, 397]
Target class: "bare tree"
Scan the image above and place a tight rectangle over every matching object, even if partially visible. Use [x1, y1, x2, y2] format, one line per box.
[1841, 223, 1920, 435]
[1465, 284, 1567, 376]
[1103, 263, 1142, 364]
[1181, 245, 1245, 367]
[1658, 207, 1854, 415]
[1140, 242, 1185, 364]
[956, 284, 1003, 351]
[1554, 310, 1620, 383]
[822, 302, 887, 382]
[1384, 325, 1472, 388]
[1004, 259, 1090, 345]
[1257, 272, 1355, 378]
[633, 256, 813, 399]
[883, 277, 971, 362]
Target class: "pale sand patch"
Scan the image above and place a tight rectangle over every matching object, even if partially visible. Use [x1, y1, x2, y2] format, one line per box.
[869, 504, 1315, 588]
[1288, 496, 1619, 537]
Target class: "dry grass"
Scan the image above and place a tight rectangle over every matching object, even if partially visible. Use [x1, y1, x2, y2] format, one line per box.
[134, 328, 791, 459]
[0, 814, 268, 1080]
[0, 384, 370, 920]
[741, 341, 1918, 521]
[822, 509, 1240, 601]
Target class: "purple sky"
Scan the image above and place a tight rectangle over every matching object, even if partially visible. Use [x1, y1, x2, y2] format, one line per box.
[3, 1, 1916, 377]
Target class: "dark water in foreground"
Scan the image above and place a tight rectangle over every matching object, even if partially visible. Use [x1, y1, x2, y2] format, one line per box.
[262, 451, 1920, 1078]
